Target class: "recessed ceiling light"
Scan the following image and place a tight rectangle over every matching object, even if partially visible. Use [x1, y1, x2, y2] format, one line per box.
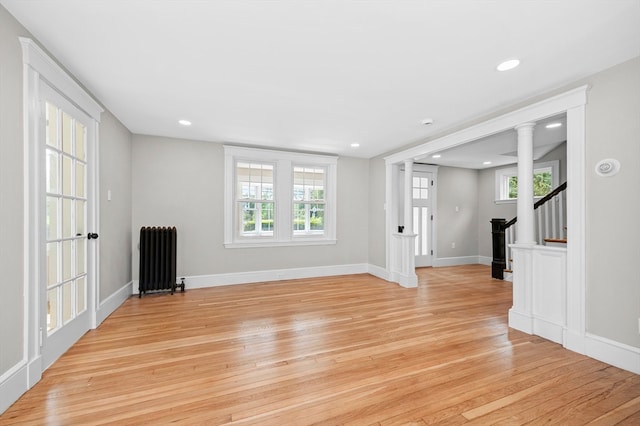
[350, 143, 360, 148]
[483, 161, 492, 165]
[178, 119, 192, 126]
[432, 154, 441, 159]
[545, 122, 562, 129]
[496, 59, 520, 71]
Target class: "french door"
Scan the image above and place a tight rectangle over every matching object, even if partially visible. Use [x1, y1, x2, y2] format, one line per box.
[413, 171, 433, 267]
[40, 82, 96, 368]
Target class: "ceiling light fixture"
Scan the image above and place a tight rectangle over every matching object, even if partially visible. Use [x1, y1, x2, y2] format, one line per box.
[496, 59, 520, 71]
[350, 143, 360, 148]
[432, 154, 441, 159]
[545, 122, 562, 129]
[483, 161, 492, 165]
[178, 119, 192, 126]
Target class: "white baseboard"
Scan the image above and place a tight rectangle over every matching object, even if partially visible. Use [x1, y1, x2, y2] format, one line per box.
[133, 263, 371, 293]
[433, 255, 484, 267]
[509, 308, 534, 334]
[509, 313, 640, 375]
[585, 333, 640, 374]
[0, 362, 27, 414]
[367, 264, 389, 281]
[96, 281, 133, 326]
[478, 256, 492, 266]
[532, 316, 564, 344]
[0, 356, 42, 415]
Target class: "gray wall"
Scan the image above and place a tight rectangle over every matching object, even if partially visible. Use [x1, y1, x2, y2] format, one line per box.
[476, 142, 567, 258]
[368, 156, 386, 268]
[585, 57, 640, 347]
[0, 4, 28, 380]
[436, 167, 479, 258]
[131, 135, 370, 278]
[99, 111, 133, 301]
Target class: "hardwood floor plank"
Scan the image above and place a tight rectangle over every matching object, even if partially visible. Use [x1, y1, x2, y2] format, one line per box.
[1, 265, 638, 425]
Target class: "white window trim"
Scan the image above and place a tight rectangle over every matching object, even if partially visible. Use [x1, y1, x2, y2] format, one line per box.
[224, 145, 337, 248]
[494, 160, 559, 204]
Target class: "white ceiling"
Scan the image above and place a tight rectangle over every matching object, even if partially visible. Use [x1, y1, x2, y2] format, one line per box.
[2, 0, 639, 160]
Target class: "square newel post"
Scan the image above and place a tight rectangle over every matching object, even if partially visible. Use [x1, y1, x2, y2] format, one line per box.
[393, 160, 417, 288]
[491, 218, 506, 280]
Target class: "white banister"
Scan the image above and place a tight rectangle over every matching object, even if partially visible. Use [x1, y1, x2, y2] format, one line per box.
[559, 193, 564, 238]
[551, 197, 557, 238]
[537, 207, 543, 244]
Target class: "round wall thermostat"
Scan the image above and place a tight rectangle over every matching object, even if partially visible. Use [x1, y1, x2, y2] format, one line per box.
[595, 159, 621, 177]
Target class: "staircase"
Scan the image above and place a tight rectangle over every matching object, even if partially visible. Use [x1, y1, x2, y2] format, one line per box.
[491, 182, 567, 280]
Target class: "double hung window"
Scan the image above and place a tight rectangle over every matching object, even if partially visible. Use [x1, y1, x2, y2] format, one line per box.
[495, 161, 559, 203]
[224, 146, 337, 247]
[293, 166, 326, 235]
[236, 162, 274, 237]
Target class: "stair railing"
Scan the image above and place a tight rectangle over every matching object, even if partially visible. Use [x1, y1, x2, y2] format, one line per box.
[491, 182, 567, 279]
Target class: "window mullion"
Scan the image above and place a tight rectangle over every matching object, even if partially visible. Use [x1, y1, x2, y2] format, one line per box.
[305, 202, 311, 233]
[276, 159, 292, 241]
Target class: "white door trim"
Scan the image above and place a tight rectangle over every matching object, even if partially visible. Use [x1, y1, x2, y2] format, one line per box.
[20, 37, 102, 387]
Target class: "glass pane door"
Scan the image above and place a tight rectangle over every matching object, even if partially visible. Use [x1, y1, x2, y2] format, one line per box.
[413, 172, 433, 267]
[45, 101, 88, 335]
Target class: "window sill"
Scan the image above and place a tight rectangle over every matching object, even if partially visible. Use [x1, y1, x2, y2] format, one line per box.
[224, 239, 337, 249]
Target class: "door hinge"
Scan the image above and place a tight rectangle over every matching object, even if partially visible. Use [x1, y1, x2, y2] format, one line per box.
[431, 250, 433, 255]
[431, 180, 434, 186]
[431, 215, 434, 220]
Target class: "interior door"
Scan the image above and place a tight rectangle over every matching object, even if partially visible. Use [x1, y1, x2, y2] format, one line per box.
[413, 171, 433, 267]
[41, 83, 96, 368]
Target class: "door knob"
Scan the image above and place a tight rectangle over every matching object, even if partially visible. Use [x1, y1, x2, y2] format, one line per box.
[88, 233, 99, 240]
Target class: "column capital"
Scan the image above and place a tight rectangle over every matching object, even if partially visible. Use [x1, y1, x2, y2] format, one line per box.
[515, 122, 536, 131]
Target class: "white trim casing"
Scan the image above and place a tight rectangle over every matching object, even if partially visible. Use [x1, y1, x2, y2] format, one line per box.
[7, 37, 104, 414]
[19, 38, 102, 121]
[564, 104, 587, 355]
[223, 145, 338, 248]
[494, 160, 560, 202]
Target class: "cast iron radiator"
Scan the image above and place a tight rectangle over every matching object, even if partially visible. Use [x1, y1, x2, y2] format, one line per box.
[138, 226, 184, 297]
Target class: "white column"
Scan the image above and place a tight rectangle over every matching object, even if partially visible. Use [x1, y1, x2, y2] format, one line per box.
[404, 160, 413, 234]
[509, 122, 536, 335]
[515, 123, 536, 244]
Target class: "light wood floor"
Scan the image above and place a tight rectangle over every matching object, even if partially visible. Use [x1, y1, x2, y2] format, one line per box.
[2, 265, 639, 425]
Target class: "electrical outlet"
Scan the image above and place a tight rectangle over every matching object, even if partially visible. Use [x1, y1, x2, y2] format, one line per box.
[451, 242, 455, 249]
